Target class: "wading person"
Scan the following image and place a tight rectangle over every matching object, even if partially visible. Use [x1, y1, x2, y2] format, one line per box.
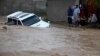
[88, 13, 97, 24]
[79, 5, 87, 27]
[73, 5, 80, 26]
[67, 6, 74, 26]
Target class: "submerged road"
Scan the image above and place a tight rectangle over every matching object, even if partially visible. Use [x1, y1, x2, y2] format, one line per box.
[0, 23, 100, 56]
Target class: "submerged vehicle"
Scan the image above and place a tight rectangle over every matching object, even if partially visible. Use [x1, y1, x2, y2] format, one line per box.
[7, 11, 50, 28]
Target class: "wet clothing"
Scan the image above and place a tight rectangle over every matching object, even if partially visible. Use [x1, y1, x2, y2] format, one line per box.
[68, 7, 74, 16]
[80, 7, 87, 26]
[68, 16, 72, 24]
[67, 7, 74, 24]
[80, 20, 87, 26]
[80, 7, 85, 19]
[88, 14, 97, 23]
[73, 7, 80, 24]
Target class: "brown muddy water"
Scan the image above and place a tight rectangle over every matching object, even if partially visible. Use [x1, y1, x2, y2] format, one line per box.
[0, 16, 100, 56]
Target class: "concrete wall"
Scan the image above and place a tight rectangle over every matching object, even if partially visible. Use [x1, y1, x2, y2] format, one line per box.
[0, 0, 77, 22]
[47, 0, 76, 21]
[0, 0, 46, 15]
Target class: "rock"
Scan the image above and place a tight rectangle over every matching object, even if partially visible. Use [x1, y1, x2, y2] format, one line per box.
[2, 26, 7, 30]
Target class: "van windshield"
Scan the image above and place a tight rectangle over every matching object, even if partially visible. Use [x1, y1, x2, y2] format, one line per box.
[22, 15, 40, 26]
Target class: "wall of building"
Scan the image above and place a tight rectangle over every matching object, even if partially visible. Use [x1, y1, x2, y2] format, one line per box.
[0, 0, 77, 22]
[0, 0, 46, 15]
[47, 0, 76, 21]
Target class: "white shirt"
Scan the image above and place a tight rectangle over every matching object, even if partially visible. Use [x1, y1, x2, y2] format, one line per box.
[73, 7, 80, 15]
[88, 14, 97, 23]
[91, 14, 97, 22]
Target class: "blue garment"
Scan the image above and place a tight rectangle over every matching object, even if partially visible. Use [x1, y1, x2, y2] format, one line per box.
[67, 7, 74, 16]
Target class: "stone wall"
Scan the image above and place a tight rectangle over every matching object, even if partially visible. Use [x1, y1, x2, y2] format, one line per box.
[47, 0, 76, 21]
[0, 0, 77, 21]
[0, 0, 46, 15]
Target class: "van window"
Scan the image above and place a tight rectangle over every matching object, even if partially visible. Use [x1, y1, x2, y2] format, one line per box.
[22, 15, 40, 26]
[8, 18, 21, 25]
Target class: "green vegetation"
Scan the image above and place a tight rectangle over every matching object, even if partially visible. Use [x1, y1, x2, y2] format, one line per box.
[35, 9, 48, 21]
[84, 0, 100, 8]
[35, 10, 47, 16]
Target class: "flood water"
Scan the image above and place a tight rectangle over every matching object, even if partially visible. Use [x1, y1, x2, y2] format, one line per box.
[0, 16, 100, 56]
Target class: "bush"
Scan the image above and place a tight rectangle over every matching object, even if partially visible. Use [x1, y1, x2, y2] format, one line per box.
[35, 10, 47, 16]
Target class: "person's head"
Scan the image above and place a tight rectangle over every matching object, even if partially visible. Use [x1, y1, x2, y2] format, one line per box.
[68, 6, 71, 9]
[91, 12, 95, 16]
[79, 4, 82, 7]
[75, 5, 79, 8]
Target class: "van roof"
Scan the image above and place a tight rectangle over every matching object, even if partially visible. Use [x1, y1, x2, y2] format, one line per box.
[7, 11, 35, 21]
[7, 11, 23, 18]
[19, 13, 34, 21]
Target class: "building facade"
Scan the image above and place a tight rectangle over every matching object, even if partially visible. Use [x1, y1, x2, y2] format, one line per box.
[0, 0, 79, 22]
[0, 0, 47, 15]
[47, 0, 77, 21]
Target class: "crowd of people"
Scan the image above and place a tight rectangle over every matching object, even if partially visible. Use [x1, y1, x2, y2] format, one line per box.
[67, 4, 97, 27]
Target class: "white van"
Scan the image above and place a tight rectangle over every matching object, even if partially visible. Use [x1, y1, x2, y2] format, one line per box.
[7, 11, 50, 28]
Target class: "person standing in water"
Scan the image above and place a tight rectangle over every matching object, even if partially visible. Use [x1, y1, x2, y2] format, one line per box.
[73, 5, 80, 26]
[67, 6, 74, 26]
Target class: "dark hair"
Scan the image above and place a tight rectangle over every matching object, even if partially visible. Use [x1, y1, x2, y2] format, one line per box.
[76, 5, 78, 8]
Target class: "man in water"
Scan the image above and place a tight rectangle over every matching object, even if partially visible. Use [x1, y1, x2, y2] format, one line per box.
[73, 5, 80, 26]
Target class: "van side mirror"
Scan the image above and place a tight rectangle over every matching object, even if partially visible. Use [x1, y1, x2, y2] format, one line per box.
[39, 17, 42, 20]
